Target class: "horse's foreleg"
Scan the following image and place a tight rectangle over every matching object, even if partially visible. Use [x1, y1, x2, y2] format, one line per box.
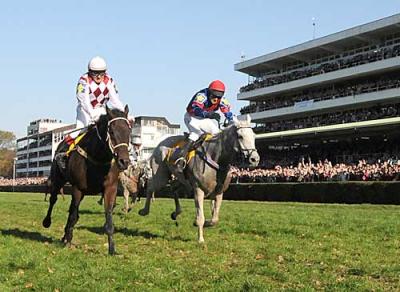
[205, 193, 223, 227]
[104, 186, 117, 255]
[62, 187, 83, 245]
[194, 187, 205, 243]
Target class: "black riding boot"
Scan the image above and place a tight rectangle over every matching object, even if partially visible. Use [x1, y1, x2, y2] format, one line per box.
[175, 140, 195, 173]
[54, 139, 71, 172]
[55, 152, 68, 171]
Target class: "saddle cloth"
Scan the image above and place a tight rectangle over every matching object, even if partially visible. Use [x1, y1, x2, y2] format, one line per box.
[66, 133, 87, 156]
[167, 133, 213, 165]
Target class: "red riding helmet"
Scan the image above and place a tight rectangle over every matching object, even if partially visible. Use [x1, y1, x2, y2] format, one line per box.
[208, 80, 225, 97]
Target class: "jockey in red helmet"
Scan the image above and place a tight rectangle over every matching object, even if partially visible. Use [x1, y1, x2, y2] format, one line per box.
[174, 80, 234, 172]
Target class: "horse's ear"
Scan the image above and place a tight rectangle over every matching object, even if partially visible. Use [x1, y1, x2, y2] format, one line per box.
[124, 104, 129, 116]
[232, 115, 239, 126]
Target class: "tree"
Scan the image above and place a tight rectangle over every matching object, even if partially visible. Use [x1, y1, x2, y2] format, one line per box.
[0, 130, 16, 149]
[0, 149, 15, 177]
[0, 130, 16, 177]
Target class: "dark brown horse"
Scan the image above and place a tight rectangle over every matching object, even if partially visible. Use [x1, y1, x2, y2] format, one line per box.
[42, 106, 131, 255]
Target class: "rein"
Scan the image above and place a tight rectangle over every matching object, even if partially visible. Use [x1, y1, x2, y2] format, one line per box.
[106, 117, 131, 154]
[195, 124, 256, 170]
[76, 116, 130, 165]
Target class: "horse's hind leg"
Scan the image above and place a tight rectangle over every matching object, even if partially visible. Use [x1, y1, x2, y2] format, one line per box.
[171, 183, 185, 220]
[62, 187, 83, 245]
[205, 193, 223, 227]
[42, 176, 64, 228]
[194, 187, 206, 243]
[42, 192, 58, 228]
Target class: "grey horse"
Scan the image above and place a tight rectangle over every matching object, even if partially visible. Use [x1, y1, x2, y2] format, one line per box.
[139, 115, 260, 243]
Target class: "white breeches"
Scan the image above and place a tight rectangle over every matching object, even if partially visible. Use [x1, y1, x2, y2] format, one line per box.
[184, 112, 220, 141]
[70, 106, 91, 139]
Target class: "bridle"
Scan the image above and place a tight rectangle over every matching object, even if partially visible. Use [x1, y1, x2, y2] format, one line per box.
[235, 125, 258, 159]
[96, 117, 131, 155]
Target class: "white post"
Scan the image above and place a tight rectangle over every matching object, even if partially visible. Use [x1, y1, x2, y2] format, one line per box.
[12, 158, 17, 192]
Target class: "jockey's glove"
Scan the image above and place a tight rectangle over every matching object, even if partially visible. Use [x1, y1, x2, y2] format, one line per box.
[207, 112, 221, 122]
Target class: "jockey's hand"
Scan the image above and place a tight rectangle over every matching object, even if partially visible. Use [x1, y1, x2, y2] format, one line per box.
[207, 112, 221, 122]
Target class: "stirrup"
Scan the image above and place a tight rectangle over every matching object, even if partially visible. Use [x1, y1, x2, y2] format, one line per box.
[174, 157, 187, 169]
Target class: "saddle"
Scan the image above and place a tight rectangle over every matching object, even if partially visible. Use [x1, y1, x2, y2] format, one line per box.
[167, 133, 213, 165]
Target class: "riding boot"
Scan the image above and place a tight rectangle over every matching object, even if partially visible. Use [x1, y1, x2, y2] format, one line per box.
[55, 136, 74, 172]
[175, 139, 195, 173]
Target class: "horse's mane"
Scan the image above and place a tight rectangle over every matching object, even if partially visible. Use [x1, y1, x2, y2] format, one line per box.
[97, 108, 126, 125]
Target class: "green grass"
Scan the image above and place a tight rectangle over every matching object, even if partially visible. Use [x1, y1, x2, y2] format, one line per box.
[0, 192, 399, 291]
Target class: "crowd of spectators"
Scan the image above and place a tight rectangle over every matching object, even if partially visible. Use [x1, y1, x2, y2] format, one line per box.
[253, 103, 400, 133]
[240, 42, 400, 93]
[0, 177, 47, 186]
[231, 158, 400, 183]
[1, 159, 399, 185]
[240, 75, 400, 115]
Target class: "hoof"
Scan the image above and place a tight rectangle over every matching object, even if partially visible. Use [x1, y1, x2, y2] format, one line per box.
[138, 208, 149, 216]
[42, 218, 51, 228]
[204, 220, 217, 228]
[122, 207, 132, 214]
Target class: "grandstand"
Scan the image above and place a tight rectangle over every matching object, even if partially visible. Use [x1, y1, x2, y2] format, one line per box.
[235, 13, 400, 167]
[15, 119, 75, 177]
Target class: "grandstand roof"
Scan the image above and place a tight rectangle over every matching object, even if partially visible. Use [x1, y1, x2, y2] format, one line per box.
[256, 117, 400, 141]
[235, 13, 400, 76]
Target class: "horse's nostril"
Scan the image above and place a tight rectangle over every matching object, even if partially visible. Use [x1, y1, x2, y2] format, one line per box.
[118, 158, 128, 169]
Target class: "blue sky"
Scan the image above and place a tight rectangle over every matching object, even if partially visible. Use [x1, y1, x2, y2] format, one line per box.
[1, 0, 399, 137]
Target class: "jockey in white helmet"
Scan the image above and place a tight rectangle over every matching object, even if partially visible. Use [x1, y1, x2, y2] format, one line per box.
[55, 56, 134, 170]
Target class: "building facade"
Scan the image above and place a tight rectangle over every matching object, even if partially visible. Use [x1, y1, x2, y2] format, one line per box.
[235, 14, 400, 166]
[131, 116, 181, 159]
[16, 119, 75, 177]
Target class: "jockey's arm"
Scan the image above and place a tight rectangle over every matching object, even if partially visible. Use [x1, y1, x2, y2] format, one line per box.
[220, 98, 233, 121]
[107, 78, 125, 112]
[191, 93, 208, 118]
[76, 79, 96, 118]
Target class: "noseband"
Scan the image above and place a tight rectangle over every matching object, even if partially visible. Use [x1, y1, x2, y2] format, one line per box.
[236, 126, 257, 158]
[106, 117, 131, 155]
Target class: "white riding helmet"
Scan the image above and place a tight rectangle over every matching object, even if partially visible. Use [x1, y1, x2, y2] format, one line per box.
[88, 56, 107, 71]
[132, 136, 142, 145]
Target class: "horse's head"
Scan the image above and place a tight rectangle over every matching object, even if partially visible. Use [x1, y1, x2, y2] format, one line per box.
[231, 115, 260, 167]
[105, 105, 131, 171]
